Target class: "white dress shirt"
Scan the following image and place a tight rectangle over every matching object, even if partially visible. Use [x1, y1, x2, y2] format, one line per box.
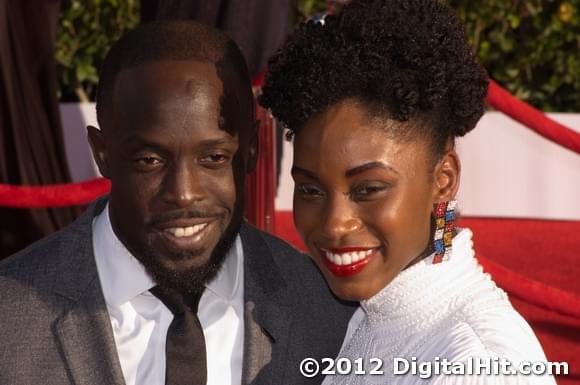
[93, 204, 244, 385]
[325, 229, 556, 385]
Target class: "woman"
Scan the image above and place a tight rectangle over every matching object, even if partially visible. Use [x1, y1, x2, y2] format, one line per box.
[260, 0, 555, 384]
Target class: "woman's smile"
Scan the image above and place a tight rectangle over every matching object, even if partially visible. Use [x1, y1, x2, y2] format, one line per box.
[319, 246, 381, 277]
[292, 100, 444, 301]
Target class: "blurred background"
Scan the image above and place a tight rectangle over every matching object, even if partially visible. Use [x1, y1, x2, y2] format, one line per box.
[54, 0, 580, 111]
[0, 1, 579, 383]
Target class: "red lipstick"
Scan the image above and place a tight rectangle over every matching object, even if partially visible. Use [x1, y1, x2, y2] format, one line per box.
[320, 247, 379, 277]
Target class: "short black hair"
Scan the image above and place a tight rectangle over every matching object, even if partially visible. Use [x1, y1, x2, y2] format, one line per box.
[259, 0, 488, 158]
[96, 20, 253, 132]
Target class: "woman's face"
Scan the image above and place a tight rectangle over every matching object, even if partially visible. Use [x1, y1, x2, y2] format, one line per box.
[292, 100, 458, 301]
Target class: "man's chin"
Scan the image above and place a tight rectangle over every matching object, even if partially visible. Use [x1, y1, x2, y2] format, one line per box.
[125, 210, 243, 295]
[136, 226, 240, 294]
[157, 247, 210, 264]
[137, 248, 223, 295]
[157, 253, 213, 275]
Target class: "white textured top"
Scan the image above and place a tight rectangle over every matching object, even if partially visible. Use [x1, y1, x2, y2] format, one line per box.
[93, 204, 244, 385]
[323, 229, 556, 385]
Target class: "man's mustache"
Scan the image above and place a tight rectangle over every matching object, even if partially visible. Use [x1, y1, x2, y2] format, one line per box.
[147, 208, 228, 226]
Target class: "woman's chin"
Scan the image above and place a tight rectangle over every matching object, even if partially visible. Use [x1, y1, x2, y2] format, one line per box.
[327, 277, 381, 302]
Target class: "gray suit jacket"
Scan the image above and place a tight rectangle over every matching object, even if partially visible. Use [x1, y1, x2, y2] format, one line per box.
[0, 199, 356, 385]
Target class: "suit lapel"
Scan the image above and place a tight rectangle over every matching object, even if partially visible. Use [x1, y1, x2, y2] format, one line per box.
[51, 198, 126, 385]
[240, 224, 294, 385]
[55, 279, 126, 385]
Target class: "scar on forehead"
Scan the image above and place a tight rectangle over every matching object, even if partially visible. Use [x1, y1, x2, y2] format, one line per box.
[181, 78, 219, 108]
[184, 77, 222, 93]
[185, 78, 206, 94]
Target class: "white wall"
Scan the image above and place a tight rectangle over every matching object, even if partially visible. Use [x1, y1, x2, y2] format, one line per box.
[455, 113, 580, 220]
[61, 104, 580, 220]
[60, 103, 99, 182]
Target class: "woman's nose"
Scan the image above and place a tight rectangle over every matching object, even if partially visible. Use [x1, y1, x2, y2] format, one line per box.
[319, 194, 362, 241]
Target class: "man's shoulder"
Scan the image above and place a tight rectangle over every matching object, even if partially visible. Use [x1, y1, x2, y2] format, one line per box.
[240, 224, 352, 307]
[241, 223, 317, 274]
[0, 209, 93, 288]
[248, 226, 306, 258]
[0, 226, 75, 285]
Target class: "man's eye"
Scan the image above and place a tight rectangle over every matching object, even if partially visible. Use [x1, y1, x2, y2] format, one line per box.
[200, 153, 230, 165]
[295, 184, 325, 198]
[136, 156, 162, 166]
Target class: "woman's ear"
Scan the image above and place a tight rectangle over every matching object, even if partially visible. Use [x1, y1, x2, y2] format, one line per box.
[432, 144, 461, 203]
[87, 125, 111, 178]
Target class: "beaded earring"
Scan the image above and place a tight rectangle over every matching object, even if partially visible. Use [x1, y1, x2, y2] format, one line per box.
[431, 200, 456, 264]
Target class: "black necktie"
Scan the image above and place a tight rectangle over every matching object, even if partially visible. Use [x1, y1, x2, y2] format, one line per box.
[150, 286, 207, 385]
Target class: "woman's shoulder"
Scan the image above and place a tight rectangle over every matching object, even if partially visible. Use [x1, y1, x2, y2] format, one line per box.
[434, 228, 546, 360]
[428, 266, 546, 361]
[414, 309, 556, 385]
[432, 310, 545, 362]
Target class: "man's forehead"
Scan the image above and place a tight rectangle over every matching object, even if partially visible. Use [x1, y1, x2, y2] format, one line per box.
[108, 59, 252, 140]
[114, 60, 225, 101]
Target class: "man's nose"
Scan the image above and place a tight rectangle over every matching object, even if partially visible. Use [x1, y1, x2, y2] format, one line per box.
[161, 162, 205, 207]
[319, 194, 362, 241]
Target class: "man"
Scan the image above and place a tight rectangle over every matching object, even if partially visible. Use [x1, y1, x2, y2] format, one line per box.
[0, 21, 355, 385]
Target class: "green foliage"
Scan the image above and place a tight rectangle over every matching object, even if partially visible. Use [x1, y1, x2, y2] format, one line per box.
[56, 0, 139, 102]
[447, 0, 580, 112]
[296, 0, 580, 112]
[56, 0, 579, 111]
[294, 0, 331, 24]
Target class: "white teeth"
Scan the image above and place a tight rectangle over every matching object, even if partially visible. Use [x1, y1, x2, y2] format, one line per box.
[166, 223, 208, 238]
[343, 253, 352, 265]
[193, 223, 206, 233]
[322, 249, 376, 266]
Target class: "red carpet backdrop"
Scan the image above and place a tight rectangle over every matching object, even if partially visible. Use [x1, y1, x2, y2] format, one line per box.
[0, 1, 579, 384]
[274, 211, 580, 385]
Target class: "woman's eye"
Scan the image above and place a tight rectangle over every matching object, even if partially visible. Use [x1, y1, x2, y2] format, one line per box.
[351, 183, 390, 199]
[295, 184, 325, 198]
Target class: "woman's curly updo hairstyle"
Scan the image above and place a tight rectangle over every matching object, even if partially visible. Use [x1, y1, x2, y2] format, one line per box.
[259, 0, 488, 159]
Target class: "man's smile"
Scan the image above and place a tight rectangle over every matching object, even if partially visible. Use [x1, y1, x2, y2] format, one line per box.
[155, 219, 218, 252]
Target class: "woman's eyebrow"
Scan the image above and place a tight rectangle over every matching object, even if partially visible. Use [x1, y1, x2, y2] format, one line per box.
[345, 161, 399, 177]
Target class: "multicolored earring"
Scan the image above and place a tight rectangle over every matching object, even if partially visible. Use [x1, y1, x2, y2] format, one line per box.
[431, 200, 456, 264]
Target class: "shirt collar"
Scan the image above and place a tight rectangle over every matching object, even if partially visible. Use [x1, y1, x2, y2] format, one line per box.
[93, 203, 243, 306]
[205, 235, 243, 301]
[93, 203, 156, 307]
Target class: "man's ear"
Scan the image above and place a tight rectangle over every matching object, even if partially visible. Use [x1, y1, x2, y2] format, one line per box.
[432, 147, 461, 204]
[246, 120, 260, 173]
[87, 125, 111, 178]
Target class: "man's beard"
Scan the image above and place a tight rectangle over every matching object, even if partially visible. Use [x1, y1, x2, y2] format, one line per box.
[134, 202, 244, 296]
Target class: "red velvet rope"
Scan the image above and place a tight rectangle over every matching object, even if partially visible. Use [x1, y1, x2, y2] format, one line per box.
[478, 255, 580, 320]
[1, 79, 575, 208]
[1, 178, 578, 319]
[486, 80, 580, 154]
[0, 79, 579, 319]
[0, 178, 110, 208]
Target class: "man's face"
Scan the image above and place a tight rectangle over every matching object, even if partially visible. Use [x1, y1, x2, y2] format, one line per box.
[90, 60, 252, 294]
